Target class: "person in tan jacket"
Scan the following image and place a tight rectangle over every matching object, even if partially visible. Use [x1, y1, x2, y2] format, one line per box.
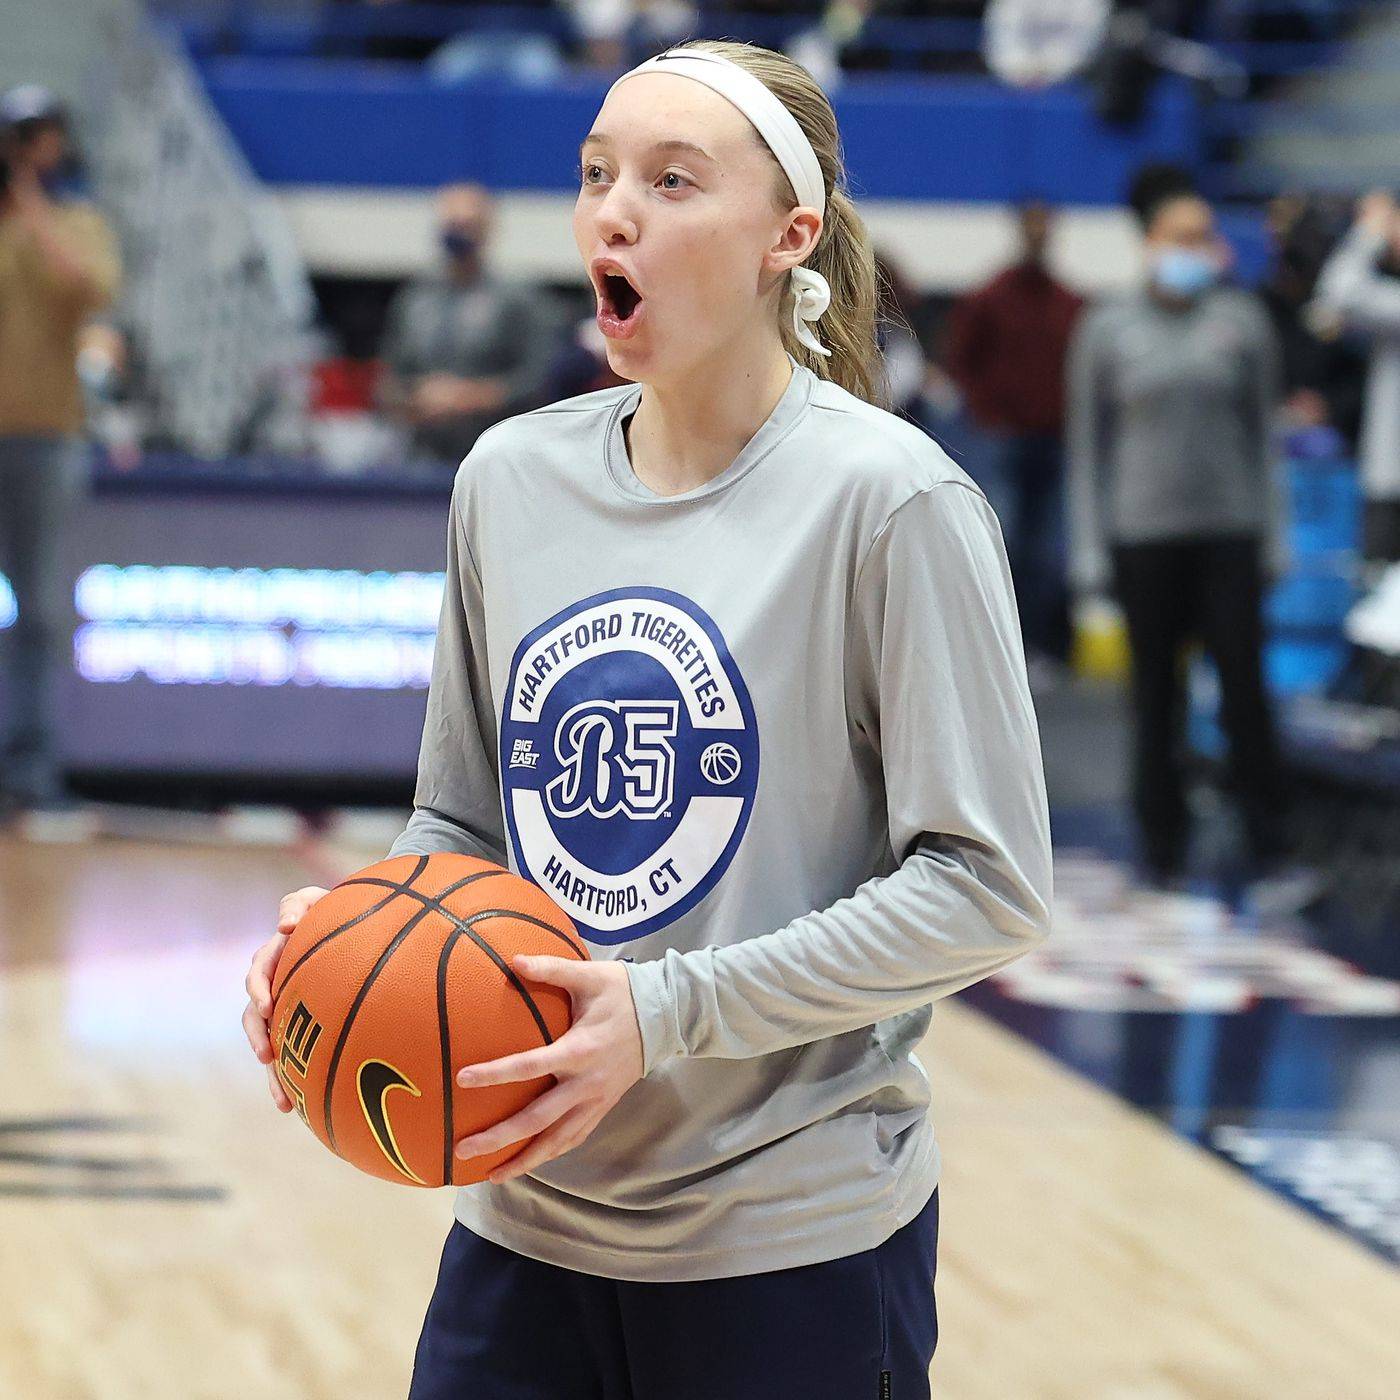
[0, 85, 120, 820]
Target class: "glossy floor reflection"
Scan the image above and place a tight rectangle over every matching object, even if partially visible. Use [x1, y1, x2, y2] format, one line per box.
[2, 813, 1399, 1398]
[965, 819, 1400, 1266]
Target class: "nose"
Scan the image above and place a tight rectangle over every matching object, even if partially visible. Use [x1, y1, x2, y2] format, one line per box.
[591, 181, 640, 246]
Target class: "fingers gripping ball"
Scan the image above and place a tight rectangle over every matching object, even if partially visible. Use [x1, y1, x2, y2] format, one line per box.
[267, 851, 588, 1187]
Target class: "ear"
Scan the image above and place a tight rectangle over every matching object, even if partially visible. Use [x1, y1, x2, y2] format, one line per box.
[765, 206, 822, 277]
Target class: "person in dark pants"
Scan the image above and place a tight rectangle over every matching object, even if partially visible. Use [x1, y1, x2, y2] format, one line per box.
[0, 86, 120, 824]
[408, 1189, 938, 1400]
[947, 202, 1084, 676]
[244, 40, 1053, 1397]
[1066, 166, 1315, 904]
[1109, 537, 1286, 884]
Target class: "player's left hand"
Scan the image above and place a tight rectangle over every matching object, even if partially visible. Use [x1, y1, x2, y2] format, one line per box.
[453, 956, 644, 1184]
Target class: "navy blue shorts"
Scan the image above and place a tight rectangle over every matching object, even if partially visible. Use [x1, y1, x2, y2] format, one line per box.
[407, 1186, 938, 1400]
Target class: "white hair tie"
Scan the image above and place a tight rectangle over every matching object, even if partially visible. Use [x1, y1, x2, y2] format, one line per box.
[608, 48, 834, 360]
[789, 266, 832, 358]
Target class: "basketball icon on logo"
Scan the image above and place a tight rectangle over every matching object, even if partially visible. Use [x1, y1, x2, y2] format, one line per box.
[700, 741, 742, 785]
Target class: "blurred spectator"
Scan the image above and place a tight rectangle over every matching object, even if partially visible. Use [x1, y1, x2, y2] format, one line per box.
[984, 0, 1109, 88]
[0, 86, 121, 817]
[785, 1, 876, 87]
[1066, 166, 1305, 896]
[1083, 3, 1245, 126]
[1312, 191, 1400, 564]
[1259, 194, 1365, 455]
[568, 0, 700, 72]
[947, 202, 1082, 671]
[378, 183, 566, 465]
[789, 0, 992, 82]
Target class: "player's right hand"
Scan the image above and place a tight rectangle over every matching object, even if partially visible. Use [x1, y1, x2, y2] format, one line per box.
[243, 886, 330, 1112]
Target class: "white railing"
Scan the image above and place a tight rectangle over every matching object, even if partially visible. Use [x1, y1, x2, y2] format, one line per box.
[87, 0, 315, 458]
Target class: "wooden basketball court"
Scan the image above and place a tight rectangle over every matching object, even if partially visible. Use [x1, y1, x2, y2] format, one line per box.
[2, 818, 1398, 1399]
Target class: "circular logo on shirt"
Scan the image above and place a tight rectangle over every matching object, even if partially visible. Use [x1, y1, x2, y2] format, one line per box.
[500, 586, 759, 945]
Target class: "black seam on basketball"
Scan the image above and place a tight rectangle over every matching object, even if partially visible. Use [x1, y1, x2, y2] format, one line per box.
[339, 877, 587, 960]
[321, 901, 440, 1157]
[274, 855, 443, 1036]
[437, 913, 562, 1185]
[437, 931, 461, 1186]
[318, 872, 549, 1159]
[274, 854, 433, 999]
[397, 902, 578, 1042]
[442, 912, 556, 1046]
[335, 866, 504, 907]
[340, 887, 583, 1026]
[456, 910, 582, 954]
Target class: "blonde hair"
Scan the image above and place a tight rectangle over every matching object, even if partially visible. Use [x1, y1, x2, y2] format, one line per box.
[665, 39, 888, 408]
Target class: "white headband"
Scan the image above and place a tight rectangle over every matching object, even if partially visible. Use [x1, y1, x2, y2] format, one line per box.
[605, 48, 833, 358]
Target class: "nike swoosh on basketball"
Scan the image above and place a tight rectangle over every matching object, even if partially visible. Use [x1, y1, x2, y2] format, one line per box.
[356, 1059, 428, 1185]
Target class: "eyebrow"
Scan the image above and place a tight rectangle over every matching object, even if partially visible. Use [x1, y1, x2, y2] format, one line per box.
[579, 132, 716, 163]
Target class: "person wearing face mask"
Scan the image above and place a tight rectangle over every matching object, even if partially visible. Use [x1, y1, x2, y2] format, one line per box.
[244, 40, 1053, 1398]
[1066, 163, 1309, 904]
[0, 85, 121, 827]
[378, 182, 567, 465]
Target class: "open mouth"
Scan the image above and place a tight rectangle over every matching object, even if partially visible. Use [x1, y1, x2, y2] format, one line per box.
[603, 272, 642, 321]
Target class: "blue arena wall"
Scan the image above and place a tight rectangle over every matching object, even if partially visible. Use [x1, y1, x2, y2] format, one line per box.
[198, 59, 1202, 204]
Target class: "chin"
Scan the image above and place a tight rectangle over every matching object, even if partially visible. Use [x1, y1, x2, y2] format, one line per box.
[605, 354, 642, 386]
[603, 336, 655, 373]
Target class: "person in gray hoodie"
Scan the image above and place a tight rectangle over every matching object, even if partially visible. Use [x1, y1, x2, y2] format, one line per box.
[1314, 190, 1400, 564]
[1066, 165, 1297, 892]
[243, 37, 1052, 1400]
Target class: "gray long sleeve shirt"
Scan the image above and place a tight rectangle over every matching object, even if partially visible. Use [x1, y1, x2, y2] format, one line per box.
[1314, 224, 1400, 502]
[1066, 285, 1287, 594]
[387, 352, 1053, 1281]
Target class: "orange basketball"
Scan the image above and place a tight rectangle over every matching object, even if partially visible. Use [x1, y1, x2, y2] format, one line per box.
[268, 850, 588, 1187]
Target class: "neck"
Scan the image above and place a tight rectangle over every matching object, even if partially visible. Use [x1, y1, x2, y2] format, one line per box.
[625, 335, 794, 497]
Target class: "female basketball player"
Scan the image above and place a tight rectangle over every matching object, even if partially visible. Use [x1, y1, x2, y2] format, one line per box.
[243, 40, 1052, 1399]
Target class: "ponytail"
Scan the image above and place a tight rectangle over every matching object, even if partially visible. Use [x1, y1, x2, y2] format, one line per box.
[674, 39, 888, 408]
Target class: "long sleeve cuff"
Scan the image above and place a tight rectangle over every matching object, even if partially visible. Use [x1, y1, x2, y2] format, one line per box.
[624, 955, 687, 1077]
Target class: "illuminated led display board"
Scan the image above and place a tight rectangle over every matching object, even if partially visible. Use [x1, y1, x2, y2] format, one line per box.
[0, 476, 453, 779]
